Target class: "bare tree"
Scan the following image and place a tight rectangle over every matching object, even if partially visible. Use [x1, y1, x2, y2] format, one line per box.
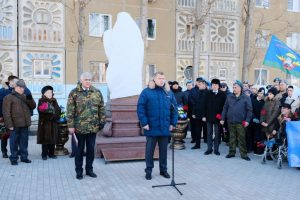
[241, 0, 254, 82]
[192, 0, 215, 80]
[140, 0, 148, 87]
[60, 0, 91, 80]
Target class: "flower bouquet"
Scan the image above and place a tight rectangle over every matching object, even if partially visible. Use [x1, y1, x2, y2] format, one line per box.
[58, 106, 67, 123]
[177, 106, 187, 120]
[38, 102, 55, 114]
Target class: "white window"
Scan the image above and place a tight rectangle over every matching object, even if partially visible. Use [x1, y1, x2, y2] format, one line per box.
[146, 64, 156, 84]
[288, 0, 300, 12]
[254, 69, 268, 85]
[89, 13, 112, 37]
[90, 61, 107, 83]
[178, 0, 196, 7]
[255, 30, 269, 48]
[219, 69, 227, 81]
[33, 59, 52, 78]
[255, 0, 270, 8]
[286, 32, 300, 50]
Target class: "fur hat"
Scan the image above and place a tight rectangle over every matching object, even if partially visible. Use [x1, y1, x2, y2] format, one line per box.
[282, 103, 291, 110]
[267, 87, 278, 96]
[211, 78, 221, 87]
[41, 85, 53, 95]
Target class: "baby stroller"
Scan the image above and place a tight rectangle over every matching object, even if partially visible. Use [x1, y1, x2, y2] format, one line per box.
[261, 133, 288, 169]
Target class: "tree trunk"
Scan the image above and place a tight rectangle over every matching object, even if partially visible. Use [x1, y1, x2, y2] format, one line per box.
[140, 0, 148, 86]
[242, 0, 254, 82]
[77, 0, 85, 80]
[192, 0, 203, 81]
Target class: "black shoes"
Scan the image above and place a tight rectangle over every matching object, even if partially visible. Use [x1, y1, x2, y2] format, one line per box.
[160, 171, 171, 179]
[225, 154, 235, 158]
[145, 173, 152, 180]
[204, 150, 213, 155]
[49, 155, 57, 159]
[191, 145, 200, 149]
[69, 153, 75, 158]
[42, 156, 47, 160]
[2, 153, 8, 158]
[76, 174, 83, 180]
[214, 151, 220, 156]
[11, 160, 18, 165]
[190, 140, 195, 143]
[21, 159, 32, 163]
[242, 156, 251, 161]
[86, 171, 97, 178]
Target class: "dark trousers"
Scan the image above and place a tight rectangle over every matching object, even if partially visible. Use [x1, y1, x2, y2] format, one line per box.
[206, 122, 220, 152]
[195, 119, 206, 147]
[145, 136, 168, 174]
[42, 144, 55, 157]
[75, 133, 96, 174]
[1, 138, 8, 154]
[190, 118, 197, 141]
[9, 127, 29, 162]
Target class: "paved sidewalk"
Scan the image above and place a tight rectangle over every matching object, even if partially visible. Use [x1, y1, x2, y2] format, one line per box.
[0, 135, 299, 200]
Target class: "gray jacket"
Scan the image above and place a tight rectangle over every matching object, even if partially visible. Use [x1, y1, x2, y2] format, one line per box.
[221, 93, 252, 123]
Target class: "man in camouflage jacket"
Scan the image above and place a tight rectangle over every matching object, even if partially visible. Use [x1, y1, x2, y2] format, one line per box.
[67, 72, 105, 180]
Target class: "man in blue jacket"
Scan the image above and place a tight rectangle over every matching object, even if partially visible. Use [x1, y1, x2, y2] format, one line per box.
[220, 80, 252, 161]
[137, 72, 178, 180]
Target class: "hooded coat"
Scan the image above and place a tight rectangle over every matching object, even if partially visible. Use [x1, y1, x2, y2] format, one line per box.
[137, 81, 178, 137]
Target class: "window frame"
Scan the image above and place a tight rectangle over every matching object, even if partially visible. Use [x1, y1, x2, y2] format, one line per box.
[255, 29, 270, 48]
[33, 59, 52, 79]
[89, 61, 108, 83]
[255, 0, 270, 8]
[287, 0, 300, 12]
[254, 68, 268, 85]
[88, 13, 112, 38]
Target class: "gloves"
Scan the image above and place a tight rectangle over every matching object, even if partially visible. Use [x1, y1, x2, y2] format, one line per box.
[26, 94, 33, 100]
[253, 118, 260, 124]
[99, 122, 105, 130]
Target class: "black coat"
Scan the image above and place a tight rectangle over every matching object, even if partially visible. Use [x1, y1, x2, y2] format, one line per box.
[190, 88, 207, 119]
[204, 90, 226, 123]
[171, 87, 185, 106]
[251, 96, 265, 120]
[183, 89, 191, 106]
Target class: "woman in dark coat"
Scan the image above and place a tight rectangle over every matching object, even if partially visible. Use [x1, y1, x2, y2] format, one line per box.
[37, 86, 61, 160]
[260, 87, 280, 140]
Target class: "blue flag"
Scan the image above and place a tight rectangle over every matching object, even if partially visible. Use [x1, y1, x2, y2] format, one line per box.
[286, 121, 300, 167]
[263, 35, 300, 77]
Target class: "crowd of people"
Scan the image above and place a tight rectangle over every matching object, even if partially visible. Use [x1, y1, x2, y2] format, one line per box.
[169, 76, 300, 161]
[0, 72, 106, 180]
[1, 71, 299, 181]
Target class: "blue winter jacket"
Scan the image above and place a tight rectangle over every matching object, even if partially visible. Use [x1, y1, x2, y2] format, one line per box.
[137, 86, 178, 137]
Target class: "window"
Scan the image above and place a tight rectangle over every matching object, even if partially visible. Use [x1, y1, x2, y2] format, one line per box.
[146, 64, 156, 84]
[254, 69, 268, 85]
[255, 0, 270, 8]
[136, 18, 157, 40]
[147, 19, 156, 40]
[255, 30, 269, 48]
[288, 0, 300, 12]
[286, 32, 300, 50]
[90, 61, 107, 83]
[89, 13, 111, 37]
[33, 59, 52, 78]
[219, 69, 227, 81]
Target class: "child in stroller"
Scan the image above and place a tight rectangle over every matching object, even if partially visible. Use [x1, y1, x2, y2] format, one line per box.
[261, 104, 294, 168]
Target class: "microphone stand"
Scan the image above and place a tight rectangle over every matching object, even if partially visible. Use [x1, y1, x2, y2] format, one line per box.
[152, 135, 186, 195]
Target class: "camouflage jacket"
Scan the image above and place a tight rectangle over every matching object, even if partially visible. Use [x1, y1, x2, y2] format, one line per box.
[67, 83, 105, 134]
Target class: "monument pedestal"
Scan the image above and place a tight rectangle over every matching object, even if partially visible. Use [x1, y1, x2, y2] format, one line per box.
[96, 95, 158, 163]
